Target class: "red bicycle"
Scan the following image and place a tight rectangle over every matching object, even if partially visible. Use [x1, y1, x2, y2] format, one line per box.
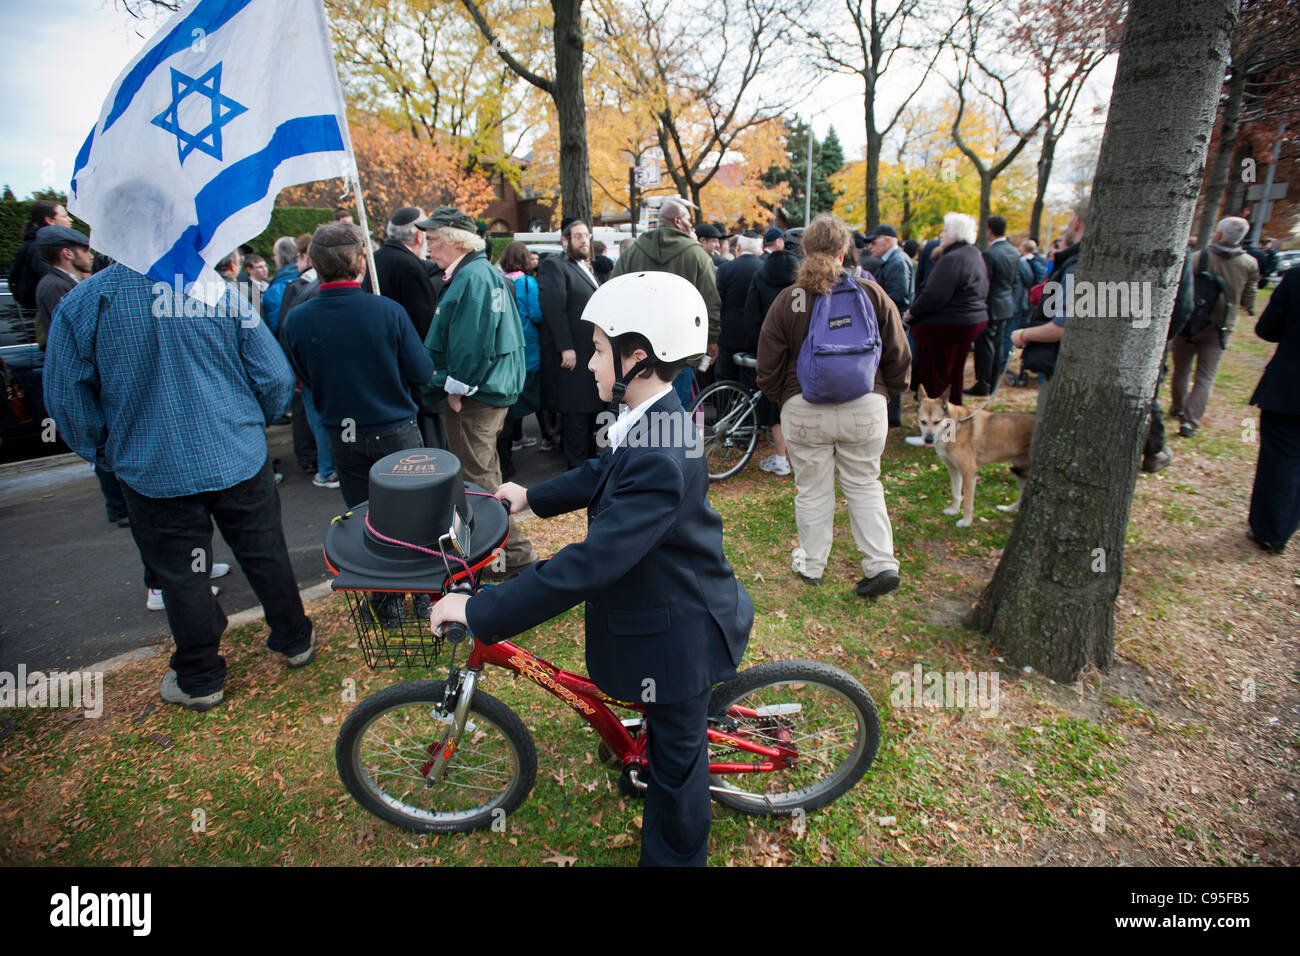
[332, 501, 881, 834]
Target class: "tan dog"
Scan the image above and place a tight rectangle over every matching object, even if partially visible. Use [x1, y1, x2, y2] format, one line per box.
[914, 386, 1035, 527]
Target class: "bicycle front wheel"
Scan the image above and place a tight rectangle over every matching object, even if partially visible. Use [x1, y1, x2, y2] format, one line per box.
[336, 679, 537, 833]
[707, 660, 880, 816]
[690, 381, 758, 482]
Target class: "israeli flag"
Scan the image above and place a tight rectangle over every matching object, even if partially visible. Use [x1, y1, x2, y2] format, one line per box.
[69, 0, 354, 303]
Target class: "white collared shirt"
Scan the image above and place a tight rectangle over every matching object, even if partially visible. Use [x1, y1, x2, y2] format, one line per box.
[441, 252, 467, 281]
[608, 385, 674, 452]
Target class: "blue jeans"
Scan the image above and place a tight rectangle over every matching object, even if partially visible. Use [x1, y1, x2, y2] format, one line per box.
[672, 366, 695, 407]
[301, 388, 335, 478]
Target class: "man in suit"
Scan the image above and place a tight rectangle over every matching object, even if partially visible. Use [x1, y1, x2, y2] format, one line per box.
[431, 272, 752, 866]
[969, 215, 1021, 396]
[1248, 267, 1300, 553]
[539, 219, 604, 468]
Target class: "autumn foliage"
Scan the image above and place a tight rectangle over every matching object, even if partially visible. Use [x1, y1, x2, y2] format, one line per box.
[280, 112, 494, 227]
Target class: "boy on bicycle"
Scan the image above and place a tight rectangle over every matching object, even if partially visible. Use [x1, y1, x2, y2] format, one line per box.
[430, 271, 753, 866]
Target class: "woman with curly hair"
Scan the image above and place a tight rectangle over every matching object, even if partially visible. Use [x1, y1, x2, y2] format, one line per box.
[756, 215, 912, 598]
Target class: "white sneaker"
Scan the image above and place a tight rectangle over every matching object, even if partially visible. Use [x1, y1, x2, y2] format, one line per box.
[209, 562, 230, 580]
[759, 454, 791, 476]
[511, 436, 538, 451]
[904, 435, 929, 447]
[146, 585, 221, 611]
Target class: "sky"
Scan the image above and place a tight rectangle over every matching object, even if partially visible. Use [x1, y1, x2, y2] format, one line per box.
[0, 0, 1111, 206]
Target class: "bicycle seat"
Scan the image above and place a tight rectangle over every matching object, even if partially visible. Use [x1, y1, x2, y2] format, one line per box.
[732, 352, 758, 369]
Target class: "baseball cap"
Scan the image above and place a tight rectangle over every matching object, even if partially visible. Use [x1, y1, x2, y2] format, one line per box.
[390, 206, 422, 227]
[36, 225, 90, 248]
[864, 224, 898, 240]
[415, 206, 477, 233]
[763, 227, 784, 245]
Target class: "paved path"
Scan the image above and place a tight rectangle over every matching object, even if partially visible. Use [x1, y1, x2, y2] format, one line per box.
[0, 420, 566, 673]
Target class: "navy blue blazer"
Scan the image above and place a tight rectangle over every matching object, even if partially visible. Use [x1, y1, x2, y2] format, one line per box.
[1251, 268, 1300, 415]
[466, 392, 752, 703]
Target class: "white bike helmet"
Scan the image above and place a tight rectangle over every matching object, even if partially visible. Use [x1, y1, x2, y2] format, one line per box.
[580, 271, 708, 361]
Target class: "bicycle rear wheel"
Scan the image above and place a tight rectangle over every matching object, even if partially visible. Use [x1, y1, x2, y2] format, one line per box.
[707, 660, 880, 815]
[336, 679, 537, 833]
[691, 381, 759, 482]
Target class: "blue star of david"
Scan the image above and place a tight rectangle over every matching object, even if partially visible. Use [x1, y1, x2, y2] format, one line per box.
[150, 62, 247, 164]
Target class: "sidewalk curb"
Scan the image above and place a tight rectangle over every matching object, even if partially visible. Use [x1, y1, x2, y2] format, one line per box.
[84, 579, 338, 674]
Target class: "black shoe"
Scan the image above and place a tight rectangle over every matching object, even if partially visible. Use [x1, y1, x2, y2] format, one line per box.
[856, 569, 900, 598]
[795, 572, 822, 586]
[963, 384, 991, 397]
[109, 514, 131, 527]
[1016, 371, 1029, 387]
[1141, 449, 1173, 473]
[1246, 529, 1285, 554]
[1178, 423, 1196, 438]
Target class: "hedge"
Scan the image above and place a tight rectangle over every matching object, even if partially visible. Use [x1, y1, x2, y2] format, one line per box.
[0, 200, 91, 274]
[1, 200, 335, 273]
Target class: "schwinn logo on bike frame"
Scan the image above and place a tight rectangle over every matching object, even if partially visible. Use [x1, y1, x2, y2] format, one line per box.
[508, 653, 597, 716]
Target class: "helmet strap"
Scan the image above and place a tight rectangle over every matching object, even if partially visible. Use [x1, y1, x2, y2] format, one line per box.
[611, 355, 655, 406]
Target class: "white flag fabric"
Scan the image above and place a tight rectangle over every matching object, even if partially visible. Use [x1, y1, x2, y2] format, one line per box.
[69, 0, 354, 302]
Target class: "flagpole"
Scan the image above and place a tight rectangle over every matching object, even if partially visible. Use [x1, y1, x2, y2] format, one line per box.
[316, 0, 380, 296]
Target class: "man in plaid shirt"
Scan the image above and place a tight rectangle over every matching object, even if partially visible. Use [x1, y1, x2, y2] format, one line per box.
[45, 263, 315, 711]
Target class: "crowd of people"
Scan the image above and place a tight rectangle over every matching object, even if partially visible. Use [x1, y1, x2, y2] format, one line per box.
[15, 192, 1294, 697]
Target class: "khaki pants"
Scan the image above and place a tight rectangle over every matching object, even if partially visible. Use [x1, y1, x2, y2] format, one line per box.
[445, 397, 536, 568]
[781, 392, 897, 579]
[1169, 324, 1226, 430]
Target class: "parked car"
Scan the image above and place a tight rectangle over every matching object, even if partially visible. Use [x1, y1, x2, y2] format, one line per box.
[0, 279, 51, 446]
[1274, 249, 1300, 276]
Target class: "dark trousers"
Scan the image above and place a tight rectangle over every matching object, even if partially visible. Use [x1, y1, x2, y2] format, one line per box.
[497, 418, 523, 481]
[1249, 409, 1300, 548]
[562, 411, 600, 469]
[290, 390, 317, 471]
[96, 462, 128, 521]
[1144, 350, 1170, 459]
[640, 686, 713, 867]
[119, 458, 311, 695]
[328, 419, 423, 509]
[974, 318, 1009, 389]
[912, 322, 986, 404]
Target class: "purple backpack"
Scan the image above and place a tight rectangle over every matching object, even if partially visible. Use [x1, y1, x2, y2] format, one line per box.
[796, 275, 882, 404]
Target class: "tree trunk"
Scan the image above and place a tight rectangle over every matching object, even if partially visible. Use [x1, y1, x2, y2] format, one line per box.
[1222, 138, 1253, 217]
[901, 170, 912, 238]
[1030, 130, 1059, 243]
[1194, 63, 1247, 250]
[864, 92, 882, 230]
[977, 175, 992, 249]
[552, 0, 592, 225]
[966, 0, 1237, 682]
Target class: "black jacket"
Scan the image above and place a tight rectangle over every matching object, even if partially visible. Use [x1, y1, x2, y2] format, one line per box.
[1250, 268, 1300, 414]
[875, 247, 913, 313]
[741, 249, 799, 353]
[716, 253, 765, 353]
[465, 390, 751, 703]
[982, 238, 1021, 324]
[361, 239, 438, 341]
[538, 255, 603, 414]
[8, 238, 51, 310]
[908, 241, 989, 327]
[914, 238, 942, 297]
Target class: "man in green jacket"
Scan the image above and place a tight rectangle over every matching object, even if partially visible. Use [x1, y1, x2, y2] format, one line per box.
[612, 199, 721, 380]
[420, 206, 535, 574]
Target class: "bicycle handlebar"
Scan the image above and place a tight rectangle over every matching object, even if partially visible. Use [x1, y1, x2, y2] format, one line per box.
[440, 622, 469, 645]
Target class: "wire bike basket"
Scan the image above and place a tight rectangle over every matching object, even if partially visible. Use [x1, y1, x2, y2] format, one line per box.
[322, 449, 511, 670]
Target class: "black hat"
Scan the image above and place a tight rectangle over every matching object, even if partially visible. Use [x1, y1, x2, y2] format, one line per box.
[696, 224, 721, 239]
[390, 206, 422, 227]
[763, 227, 784, 245]
[415, 206, 477, 233]
[324, 448, 510, 593]
[864, 224, 898, 240]
[36, 225, 90, 248]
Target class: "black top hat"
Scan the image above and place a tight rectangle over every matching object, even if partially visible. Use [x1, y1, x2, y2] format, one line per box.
[324, 448, 510, 593]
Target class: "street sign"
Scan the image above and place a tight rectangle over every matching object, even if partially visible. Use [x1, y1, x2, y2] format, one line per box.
[633, 164, 660, 188]
[1246, 182, 1287, 201]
